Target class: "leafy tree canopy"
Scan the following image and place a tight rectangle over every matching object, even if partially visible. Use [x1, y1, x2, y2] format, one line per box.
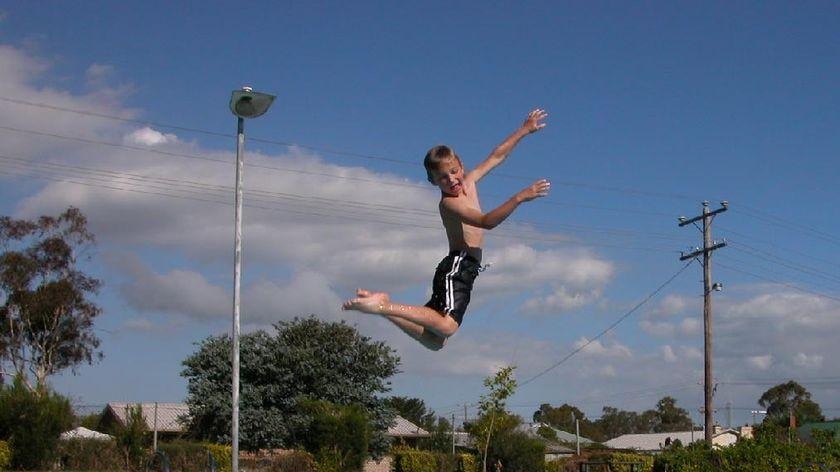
[758, 380, 824, 427]
[181, 316, 400, 456]
[0, 207, 102, 393]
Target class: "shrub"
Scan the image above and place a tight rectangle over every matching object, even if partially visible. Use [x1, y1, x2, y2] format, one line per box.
[0, 378, 73, 470]
[0, 441, 10, 470]
[488, 430, 545, 472]
[239, 450, 316, 472]
[298, 400, 370, 472]
[57, 437, 123, 470]
[113, 404, 149, 469]
[206, 444, 232, 472]
[393, 448, 437, 472]
[457, 454, 478, 472]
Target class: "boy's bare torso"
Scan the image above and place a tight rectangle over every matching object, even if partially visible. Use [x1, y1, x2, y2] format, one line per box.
[439, 178, 484, 260]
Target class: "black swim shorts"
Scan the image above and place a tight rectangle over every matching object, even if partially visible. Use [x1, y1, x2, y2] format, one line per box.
[425, 250, 481, 326]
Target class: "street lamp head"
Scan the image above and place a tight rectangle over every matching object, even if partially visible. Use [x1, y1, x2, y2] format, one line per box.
[230, 87, 275, 119]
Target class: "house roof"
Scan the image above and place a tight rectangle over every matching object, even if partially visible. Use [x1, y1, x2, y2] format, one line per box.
[521, 423, 597, 445]
[105, 402, 189, 433]
[61, 426, 113, 440]
[389, 415, 430, 438]
[604, 429, 737, 451]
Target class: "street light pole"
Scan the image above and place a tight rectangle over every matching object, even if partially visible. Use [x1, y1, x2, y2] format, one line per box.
[229, 87, 275, 472]
[232, 115, 245, 472]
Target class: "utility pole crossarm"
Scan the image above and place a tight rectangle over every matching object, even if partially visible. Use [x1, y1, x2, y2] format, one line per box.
[678, 203, 728, 227]
[680, 240, 728, 260]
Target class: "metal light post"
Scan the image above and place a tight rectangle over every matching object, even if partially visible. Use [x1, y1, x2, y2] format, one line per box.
[229, 87, 275, 472]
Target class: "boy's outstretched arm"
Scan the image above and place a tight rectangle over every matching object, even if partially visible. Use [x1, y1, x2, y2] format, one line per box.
[442, 178, 551, 229]
[466, 108, 548, 183]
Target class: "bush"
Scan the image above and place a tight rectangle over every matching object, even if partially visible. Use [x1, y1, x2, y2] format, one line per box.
[206, 444, 232, 472]
[0, 378, 74, 470]
[57, 437, 123, 470]
[488, 430, 545, 472]
[0, 441, 10, 470]
[159, 441, 223, 472]
[298, 401, 370, 472]
[239, 450, 316, 472]
[392, 449, 478, 472]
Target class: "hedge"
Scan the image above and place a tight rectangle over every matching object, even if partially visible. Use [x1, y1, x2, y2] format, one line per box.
[0, 441, 10, 470]
[57, 438, 123, 471]
[392, 448, 477, 472]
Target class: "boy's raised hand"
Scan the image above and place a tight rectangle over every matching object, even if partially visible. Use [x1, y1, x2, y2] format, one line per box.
[518, 178, 551, 202]
[522, 108, 548, 134]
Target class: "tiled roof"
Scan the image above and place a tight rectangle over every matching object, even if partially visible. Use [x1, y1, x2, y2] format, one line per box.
[605, 429, 741, 451]
[389, 415, 430, 438]
[106, 402, 190, 433]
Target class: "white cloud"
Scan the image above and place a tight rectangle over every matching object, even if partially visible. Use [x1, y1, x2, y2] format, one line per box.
[600, 365, 617, 377]
[747, 354, 773, 371]
[572, 337, 632, 359]
[792, 352, 823, 369]
[124, 126, 178, 146]
[649, 294, 691, 318]
[662, 345, 677, 362]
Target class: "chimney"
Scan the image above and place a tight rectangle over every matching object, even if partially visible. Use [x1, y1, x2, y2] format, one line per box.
[739, 425, 754, 439]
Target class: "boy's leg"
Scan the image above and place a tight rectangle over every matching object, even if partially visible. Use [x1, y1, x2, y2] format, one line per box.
[342, 289, 460, 339]
[383, 315, 448, 351]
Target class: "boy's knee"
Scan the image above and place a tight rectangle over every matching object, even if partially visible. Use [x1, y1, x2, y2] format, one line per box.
[438, 315, 460, 338]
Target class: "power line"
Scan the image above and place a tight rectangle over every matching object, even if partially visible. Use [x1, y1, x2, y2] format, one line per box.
[0, 159, 680, 252]
[716, 261, 840, 303]
[0, 95, 704, 202]
[518, 260, 694, 388]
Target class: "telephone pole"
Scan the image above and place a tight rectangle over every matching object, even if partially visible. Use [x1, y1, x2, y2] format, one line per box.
[679, 200, 728, 443]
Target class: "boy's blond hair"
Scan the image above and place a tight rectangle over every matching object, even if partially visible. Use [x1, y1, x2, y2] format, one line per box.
[423, 145, 462, 183]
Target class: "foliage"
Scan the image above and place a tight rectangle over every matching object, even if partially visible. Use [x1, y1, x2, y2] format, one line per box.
[239, 450, 316, 472]
[181, 316, 400, 456]
[206, 443, 233, 472]
[77, 411, 103, 430]
[392, 448, 477, 472]
[385, 396, 436, 429]
[0, 441, 9, 470]
[475, 366, 517, 472]
[487, 429, 545, 472]
[0, 378, 74, 469]
[653, 434, 840, 472]
[536, 424, 558, 441]
[157, 441, 229, 472]
[758, 380, 824, 428]
[298, 400, 370, 472]
[593, 452, 653, 472]
[113, 403, 149, 469]
[652, 396, 693, 433]
[420, 416, 454, 452]
[532, 403, 603, 441]
[594, 396, 693, 439]
[57, 437, 123, 471]
[0, 207, 102, 392]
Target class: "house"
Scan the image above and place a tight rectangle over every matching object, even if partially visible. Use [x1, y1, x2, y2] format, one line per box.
[516, 423, 581, 460]
[99, 402, 189, 440]
[388, 416, 430, 447]
[604, 425, 748, 453]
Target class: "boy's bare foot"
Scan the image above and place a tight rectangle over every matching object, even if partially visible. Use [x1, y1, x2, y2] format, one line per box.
[342, 289, 390, 315]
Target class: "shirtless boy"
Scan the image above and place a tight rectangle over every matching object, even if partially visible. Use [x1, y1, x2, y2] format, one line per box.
[342, 109, 551, 350]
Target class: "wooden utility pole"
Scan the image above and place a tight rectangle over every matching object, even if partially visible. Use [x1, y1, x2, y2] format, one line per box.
[679, 200, 728, 443]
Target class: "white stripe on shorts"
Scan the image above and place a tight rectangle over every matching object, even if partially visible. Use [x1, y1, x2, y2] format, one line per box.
[444, 251, 465, 314]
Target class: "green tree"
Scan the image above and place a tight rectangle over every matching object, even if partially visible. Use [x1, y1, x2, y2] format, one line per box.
[0, 377, 73, 470]
[652, 396, 693, 433]
[421, 416, 454, 452]
[298, 400, 369, 472]
[596, 406, 642, 439]
[113, 404, 149, 470]
[181, 316, 400, 457]
[385, 396, 435, 429]
[475, 366, 517, 472]
[758, 380, 824, 428]
[488, 429, 545, 472]
[532, 402, 604, 442]
[0, 208, 103, 393]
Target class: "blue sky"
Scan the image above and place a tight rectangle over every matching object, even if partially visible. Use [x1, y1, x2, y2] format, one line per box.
[1, 1, 839, 429]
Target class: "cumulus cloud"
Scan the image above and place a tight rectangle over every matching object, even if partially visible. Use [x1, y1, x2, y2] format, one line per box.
[124, 127, 178, 146]
[662, 345, 678, 362]
[572, 337, 632, 359]
[747, 354, 773, 371]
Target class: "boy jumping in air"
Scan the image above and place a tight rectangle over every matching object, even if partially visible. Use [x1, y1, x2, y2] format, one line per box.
[342, 109, 551, 350]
